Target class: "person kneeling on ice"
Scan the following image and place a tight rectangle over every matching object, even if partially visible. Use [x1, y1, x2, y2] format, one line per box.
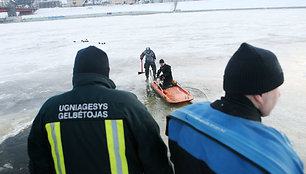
[157, 59, 173, 89]
[166, 43, 304, 174]
[28, 46, 173, 174]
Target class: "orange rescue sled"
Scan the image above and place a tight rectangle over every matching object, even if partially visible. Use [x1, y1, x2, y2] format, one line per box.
[151, 81, 194, 104]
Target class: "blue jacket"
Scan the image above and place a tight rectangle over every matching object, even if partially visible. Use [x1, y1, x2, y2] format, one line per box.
[140, 50, 156, 63]
[167, 102, 303, 174]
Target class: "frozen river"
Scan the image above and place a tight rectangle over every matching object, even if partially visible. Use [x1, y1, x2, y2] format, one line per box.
[1, 7, 306, 173]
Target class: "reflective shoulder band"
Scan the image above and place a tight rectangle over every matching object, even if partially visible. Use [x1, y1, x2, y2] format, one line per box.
[45, 122, 66, 174]
[105, 120, 129, 174]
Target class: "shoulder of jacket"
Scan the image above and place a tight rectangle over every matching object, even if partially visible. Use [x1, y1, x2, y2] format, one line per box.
[42, 90, 72, 107]
[110, 89, 138, 101]
[112, 90, 148, 112]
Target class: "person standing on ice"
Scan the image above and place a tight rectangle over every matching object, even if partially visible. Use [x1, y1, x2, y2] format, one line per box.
[28, 46, 173, 174]
[157, 59, 173, 89]
[140, 47, 156, 81]
[166, 43, 304, 174]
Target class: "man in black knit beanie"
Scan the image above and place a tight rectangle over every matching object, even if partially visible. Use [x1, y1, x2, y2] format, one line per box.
[166, 43, 303, 173]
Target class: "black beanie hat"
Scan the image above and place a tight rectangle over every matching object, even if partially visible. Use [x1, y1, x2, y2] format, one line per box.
[223, 43, 284, 95]
[73, 46, 110, 77]
[159, 59, 164, 63]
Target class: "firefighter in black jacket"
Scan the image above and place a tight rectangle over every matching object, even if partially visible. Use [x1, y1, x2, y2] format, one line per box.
[28, 46, 173, 174]
[157, 59, 173, 89]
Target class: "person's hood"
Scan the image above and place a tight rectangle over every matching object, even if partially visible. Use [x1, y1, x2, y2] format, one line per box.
[72, 73, 116, 89]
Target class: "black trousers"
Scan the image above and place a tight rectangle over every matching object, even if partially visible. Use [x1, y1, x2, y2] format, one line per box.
[161, 78, 172, 89]
[144, 62, 156, 78]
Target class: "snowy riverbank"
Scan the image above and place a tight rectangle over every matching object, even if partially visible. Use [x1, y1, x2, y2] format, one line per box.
[1, 0, 306, 22]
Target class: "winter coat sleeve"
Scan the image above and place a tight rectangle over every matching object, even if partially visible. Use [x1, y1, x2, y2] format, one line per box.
[125, 95, 173, 174]
[28, 105, 54, 174]
[162, 65, 171, 78]
[152, 51, 156, 60]
[157, 67, 162, 77]
[140, 51, 145, 59]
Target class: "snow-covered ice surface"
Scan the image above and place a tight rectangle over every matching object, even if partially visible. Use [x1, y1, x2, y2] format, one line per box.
[0, 0, 306, 172]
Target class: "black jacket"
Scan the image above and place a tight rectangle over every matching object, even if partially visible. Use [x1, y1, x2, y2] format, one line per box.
[166, 94, 263, 174]
[28, 73, 173, 174]
[157, 64, 173, 83]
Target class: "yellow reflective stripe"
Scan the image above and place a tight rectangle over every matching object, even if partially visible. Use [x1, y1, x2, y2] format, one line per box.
[116, 120, 129, 174]
[54, 122, 66, 174]
[45, 122, 66, 174]
[105, 120, 129, 174]
[46, 123, 60, 174]
[105, 120, 118, 174]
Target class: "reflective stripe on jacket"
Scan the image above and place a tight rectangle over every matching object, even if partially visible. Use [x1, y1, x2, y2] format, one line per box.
[45, 120, 129, 174]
